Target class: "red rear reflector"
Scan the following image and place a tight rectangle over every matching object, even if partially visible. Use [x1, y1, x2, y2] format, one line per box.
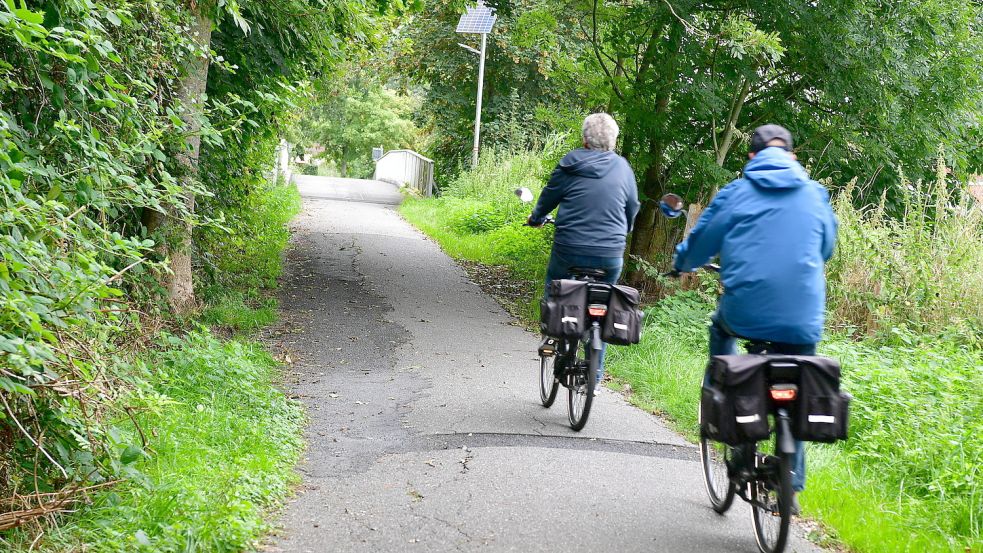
[770, 389, 797, 401]
[588, 306, 607, 316]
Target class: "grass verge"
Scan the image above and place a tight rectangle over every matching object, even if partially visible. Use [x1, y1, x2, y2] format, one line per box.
[3, 181, 304, 551]
[13, 332, 304, 552]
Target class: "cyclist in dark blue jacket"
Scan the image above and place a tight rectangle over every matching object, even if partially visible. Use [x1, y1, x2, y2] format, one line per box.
[528, 113, 640, 387]
[673, 124, 838, 513]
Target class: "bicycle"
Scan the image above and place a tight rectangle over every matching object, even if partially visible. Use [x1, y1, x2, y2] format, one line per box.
[699, 342, 801, 553]
[666, 262, 798, 553]
[515, 187, 612, 431]
[537, 267, 612, 431]
[659, 191, 841, 553]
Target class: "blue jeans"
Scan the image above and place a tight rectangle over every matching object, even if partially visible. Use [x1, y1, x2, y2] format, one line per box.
[707, 311, 812, 493]
[544, 248, 623, 385]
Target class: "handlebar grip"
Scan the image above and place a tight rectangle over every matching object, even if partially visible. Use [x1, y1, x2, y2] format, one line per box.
[525, 216, 555, 227]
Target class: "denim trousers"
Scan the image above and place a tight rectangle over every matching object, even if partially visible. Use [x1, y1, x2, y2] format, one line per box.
[543, 247, 623, 385]
[707, 311, 812, 492]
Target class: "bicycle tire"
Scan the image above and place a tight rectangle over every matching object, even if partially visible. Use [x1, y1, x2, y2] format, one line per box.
[750, 451, 793, 553]
[698, 403, 736, 513]
[567, 338, 597, 431]
[539, 354, 559, 407]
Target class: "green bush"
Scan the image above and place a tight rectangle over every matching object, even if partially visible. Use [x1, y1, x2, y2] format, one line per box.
[0, 0, 202, 501]
[486, 223, 554, 279]
[447, 200, 512, 234]
[197, 181, 302, 300]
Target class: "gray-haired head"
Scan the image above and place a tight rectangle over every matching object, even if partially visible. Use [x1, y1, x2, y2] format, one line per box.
[582, 112, 619, 151]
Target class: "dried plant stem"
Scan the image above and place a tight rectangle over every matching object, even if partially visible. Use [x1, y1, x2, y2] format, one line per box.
[0, 395, 68, 479]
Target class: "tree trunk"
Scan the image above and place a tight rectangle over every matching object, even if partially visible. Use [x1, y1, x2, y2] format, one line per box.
[167, 8, 213, 314]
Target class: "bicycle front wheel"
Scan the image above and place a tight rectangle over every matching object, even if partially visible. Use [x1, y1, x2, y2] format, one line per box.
[539, 354, 559, 407]
[750, 451, 793, 553]
[567, 339, 597, 431]
[699, 404, 736, 513]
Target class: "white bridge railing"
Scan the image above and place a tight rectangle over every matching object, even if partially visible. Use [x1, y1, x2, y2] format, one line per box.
[373, 150, 435, 197]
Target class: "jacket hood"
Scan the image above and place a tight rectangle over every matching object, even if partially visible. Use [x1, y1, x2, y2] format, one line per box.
[743, 147, 811, 189]
[559, 148, 618, 178]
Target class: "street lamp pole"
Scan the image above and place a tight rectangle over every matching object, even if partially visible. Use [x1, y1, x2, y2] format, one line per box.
[472, 32, 487, 168]
[456, 0, 496, 168]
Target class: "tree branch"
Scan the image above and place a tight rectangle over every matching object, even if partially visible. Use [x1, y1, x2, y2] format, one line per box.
[589, 0, 625, 100]
[715, 76, 753, 166]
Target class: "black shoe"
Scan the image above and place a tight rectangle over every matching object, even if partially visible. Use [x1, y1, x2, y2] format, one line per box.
[538, 337, 558, 356]
[791, 493, 801, 516]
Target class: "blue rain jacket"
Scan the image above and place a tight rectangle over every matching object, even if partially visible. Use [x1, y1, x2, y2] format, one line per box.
[530, 148, 640, 257]
[673, 147, 838, 344]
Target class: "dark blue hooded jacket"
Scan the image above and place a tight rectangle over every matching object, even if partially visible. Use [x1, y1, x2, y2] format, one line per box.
[530, 148, 640, 257]
[673, 147, 838, 344]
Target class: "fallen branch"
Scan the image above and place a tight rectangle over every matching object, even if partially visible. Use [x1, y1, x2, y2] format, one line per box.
[0, 481, 118, 531]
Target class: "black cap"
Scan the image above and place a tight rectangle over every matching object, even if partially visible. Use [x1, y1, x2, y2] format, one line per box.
[750, 124, 793, 153]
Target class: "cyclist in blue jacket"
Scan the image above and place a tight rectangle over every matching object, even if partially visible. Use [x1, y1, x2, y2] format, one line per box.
[672, 124, 838, 514]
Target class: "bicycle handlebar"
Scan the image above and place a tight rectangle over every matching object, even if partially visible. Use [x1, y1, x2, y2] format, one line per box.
[663, 263, 720, 278]
[524, 215, 555, 227]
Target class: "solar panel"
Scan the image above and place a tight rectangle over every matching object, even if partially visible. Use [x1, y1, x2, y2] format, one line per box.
[455, 1, 496, 34]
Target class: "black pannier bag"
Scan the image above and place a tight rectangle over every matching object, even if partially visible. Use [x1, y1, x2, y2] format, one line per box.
[701, 355, 771, 445]
[540, 279, 588, 338]
[785, 356, 850, 442]
[601, 284, 643, 345]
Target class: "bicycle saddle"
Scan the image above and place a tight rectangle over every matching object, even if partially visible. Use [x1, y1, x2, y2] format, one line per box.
[569, 267, 607, 279]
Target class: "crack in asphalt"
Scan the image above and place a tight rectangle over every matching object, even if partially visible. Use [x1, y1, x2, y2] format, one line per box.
[402, 432, 698, 462]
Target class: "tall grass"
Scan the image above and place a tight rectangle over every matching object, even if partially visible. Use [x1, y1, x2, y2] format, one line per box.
[827, 161, 983, 342]
[401, 145, 983, 552]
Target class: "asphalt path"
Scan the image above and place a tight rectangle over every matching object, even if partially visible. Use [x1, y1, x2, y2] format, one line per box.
[265, 176, 823, 553]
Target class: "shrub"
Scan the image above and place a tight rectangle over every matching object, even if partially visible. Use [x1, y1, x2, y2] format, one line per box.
[447, 201, 512, 234]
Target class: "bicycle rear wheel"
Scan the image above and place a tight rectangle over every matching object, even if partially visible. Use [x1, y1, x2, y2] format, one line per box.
[750, 451, 793, 553]
[567, 338, 597, 431]
[539, 354, 559, 407]
[698, 404, 736, 513]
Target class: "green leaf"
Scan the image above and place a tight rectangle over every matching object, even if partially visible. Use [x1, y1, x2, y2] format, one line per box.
[105, 10, 121, 26]
[120, 445, 144, 465]
[13, 5, 44, 25]
[0, 377, 34, 396]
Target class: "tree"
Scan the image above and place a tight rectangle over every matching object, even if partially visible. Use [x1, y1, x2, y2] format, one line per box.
[143, 0, 250, 314]
[400, 0, 981, 271]
[302, 81, 419, 177]
[556, 0, 982, 267]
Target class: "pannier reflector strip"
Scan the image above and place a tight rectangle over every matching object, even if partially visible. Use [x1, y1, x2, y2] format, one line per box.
[613, 323, 628, 330]
[735, 414, 760, 424]
[808, 415, 835, 423]
[561, 316, 579, 323]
